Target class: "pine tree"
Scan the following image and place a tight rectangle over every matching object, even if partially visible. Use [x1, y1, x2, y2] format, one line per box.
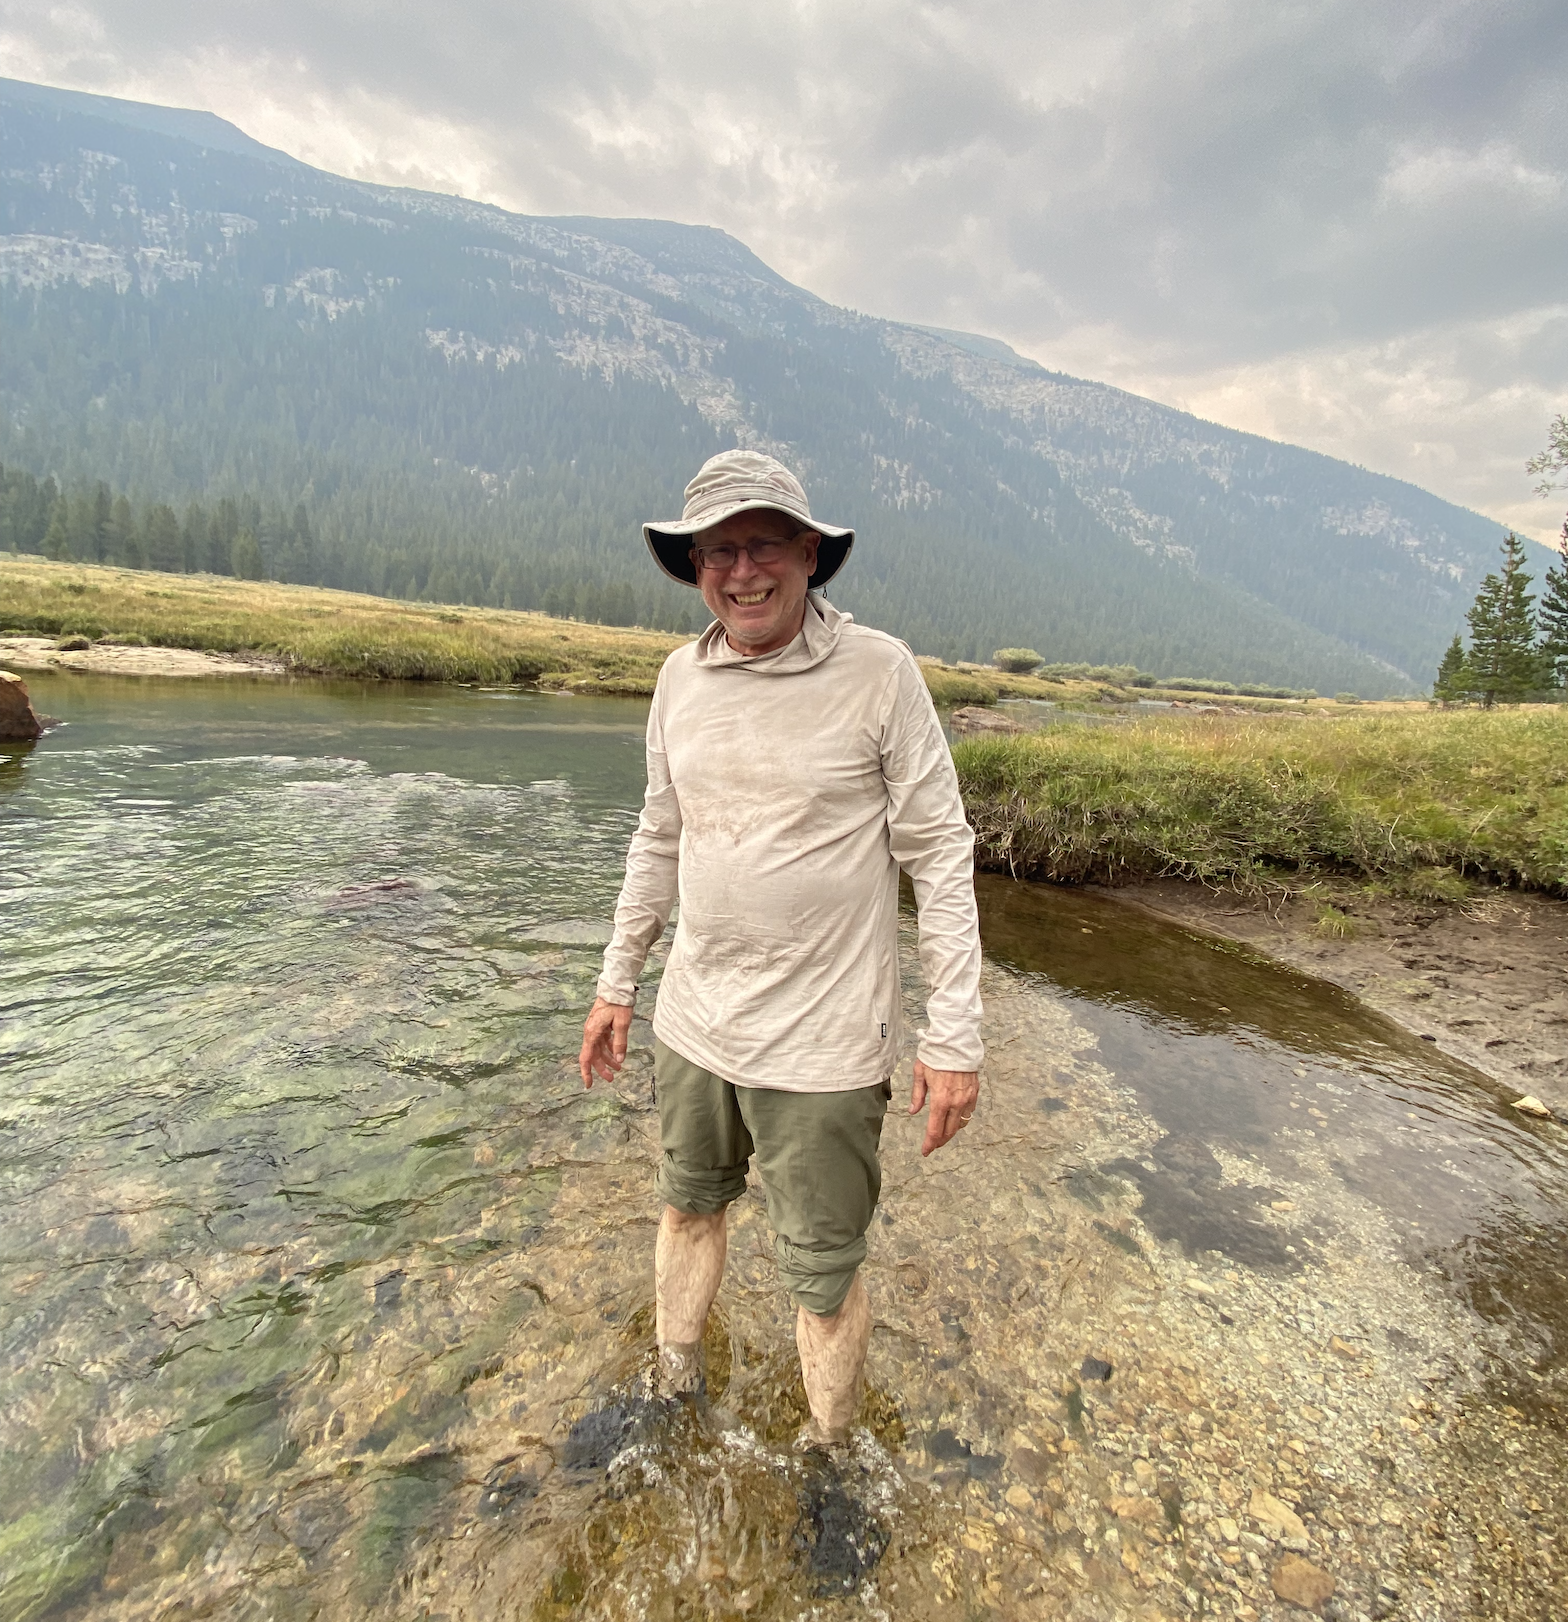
[182, 503, 210, 572]
[230, 528, 264, 580]
[1538, 526, 1568, 689]
[121, 521, 146, 570]
[108, 495, 137, 565]
[211, 498, 240, 575]
[40, 499, 70, 561]
[1465, 534, 1538, 705]
[144, 504, 183, 573]
[1433, 634, 1470, 703]
[89, 483, 112, 563]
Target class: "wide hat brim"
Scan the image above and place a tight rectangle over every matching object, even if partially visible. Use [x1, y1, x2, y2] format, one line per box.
[643, 500, 854, 589]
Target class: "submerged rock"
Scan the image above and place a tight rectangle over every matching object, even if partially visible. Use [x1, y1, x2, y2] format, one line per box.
[0, 670, 43, 740]
[1272, 1553, 1336, 1610]
[1250, 1487, 1308, 1543]
[794, 1458, 889, 1595]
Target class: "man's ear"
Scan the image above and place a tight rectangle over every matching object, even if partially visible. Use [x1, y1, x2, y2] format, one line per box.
[800, 530, 821, 571]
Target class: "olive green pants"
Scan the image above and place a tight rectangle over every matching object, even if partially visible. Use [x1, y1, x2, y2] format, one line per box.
[653, 1037, 890, 1317]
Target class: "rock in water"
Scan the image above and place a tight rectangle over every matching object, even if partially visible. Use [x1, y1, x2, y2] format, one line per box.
[794, 1460, 888, 1595]
[950, 704, 1023, 736]
[0, 671, 43, 740]
[1249, 1488, 1308, 1542]
[1511, 1095, 1553, 1119]
[1272, 1554, 1336, 1611]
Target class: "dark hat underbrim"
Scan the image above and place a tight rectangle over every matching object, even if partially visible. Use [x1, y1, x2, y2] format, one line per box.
[643, 517, 854, 590]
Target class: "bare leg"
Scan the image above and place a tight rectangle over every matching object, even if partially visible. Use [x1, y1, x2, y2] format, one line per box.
[655, 1206, 726, 1393]
[796, 1272, 870, 1444]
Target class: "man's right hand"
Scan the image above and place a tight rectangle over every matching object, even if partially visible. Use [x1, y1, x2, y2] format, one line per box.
[579, 997, 634, 1088]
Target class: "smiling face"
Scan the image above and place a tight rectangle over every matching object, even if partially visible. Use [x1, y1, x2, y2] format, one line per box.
[692, 508, 821, 656]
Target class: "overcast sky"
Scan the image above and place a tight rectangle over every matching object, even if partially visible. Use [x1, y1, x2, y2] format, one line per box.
[4, 0, 1566, 540]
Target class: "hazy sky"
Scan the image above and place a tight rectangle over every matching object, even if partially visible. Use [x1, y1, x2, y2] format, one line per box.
[4, 0, 1566, 539]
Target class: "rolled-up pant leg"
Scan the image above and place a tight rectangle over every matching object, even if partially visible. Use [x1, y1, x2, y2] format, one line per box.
[653, 1038, 752, 1213]
[735, 1080, 891, 1318]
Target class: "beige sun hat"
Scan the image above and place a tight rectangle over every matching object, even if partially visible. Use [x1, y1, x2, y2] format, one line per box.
[643, 449, 854, 589]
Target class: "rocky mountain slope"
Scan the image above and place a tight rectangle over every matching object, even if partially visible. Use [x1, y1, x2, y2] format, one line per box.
[0, 75, 1543, 691]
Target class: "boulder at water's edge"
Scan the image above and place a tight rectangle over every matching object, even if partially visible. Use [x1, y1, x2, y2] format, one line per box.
[951, 704, 1024, 737]
[0, 670, 45, 739]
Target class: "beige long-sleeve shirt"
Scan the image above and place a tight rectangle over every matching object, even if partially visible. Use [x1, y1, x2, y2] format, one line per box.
[596, 595, 983, 1092]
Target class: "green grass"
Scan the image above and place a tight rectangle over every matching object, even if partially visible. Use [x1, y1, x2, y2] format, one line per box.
[954, 707, 1568, 895]
[916, 655, 1344, 712]
[0, 557, 690, 691]
[918, 664, 1000, 705]
[5, 558, 1026, 706]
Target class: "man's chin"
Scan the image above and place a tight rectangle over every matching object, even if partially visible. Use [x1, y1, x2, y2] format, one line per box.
[723, 615, 777, 644]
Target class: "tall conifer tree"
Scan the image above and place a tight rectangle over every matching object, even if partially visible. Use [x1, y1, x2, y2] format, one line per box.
[1538, 525, 1568, 689]
[40, 499, 70, 561]
[1464, 533, 1538, 706]
[89, 483, 112, 563]
[1432, 635, 1470, 702]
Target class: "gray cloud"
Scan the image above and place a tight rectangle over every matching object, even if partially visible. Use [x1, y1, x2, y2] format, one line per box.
[2, 0, 1565, 536]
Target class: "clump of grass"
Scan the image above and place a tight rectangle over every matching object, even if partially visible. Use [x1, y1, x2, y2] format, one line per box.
[1397, 865, 1473, 904]
[954, 706, 1568, 895]
[1313, 903, 1358, 939]
[992, 648, 1044, 673]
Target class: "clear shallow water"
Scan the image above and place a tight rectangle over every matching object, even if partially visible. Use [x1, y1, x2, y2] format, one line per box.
[3, 674, 1566, 1621]
[2, 677, 652, 1618]
[975, 876, 1568, 1386]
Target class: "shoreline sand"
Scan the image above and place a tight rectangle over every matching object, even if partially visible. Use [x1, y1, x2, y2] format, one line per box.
[1, 634, 287, 678]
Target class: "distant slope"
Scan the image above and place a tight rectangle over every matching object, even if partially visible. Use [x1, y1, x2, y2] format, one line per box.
[0, 76, 303, 166]
[0, 77, 1546, 692]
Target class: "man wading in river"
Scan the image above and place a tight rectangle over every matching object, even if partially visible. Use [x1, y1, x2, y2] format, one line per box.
[578, 449, 983, 1450]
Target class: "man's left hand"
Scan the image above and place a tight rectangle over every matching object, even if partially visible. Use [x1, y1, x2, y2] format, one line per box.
[910, 1061, 979, 1156]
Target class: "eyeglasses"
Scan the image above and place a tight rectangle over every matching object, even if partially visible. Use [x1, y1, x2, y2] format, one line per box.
[689, 534, 802, 572]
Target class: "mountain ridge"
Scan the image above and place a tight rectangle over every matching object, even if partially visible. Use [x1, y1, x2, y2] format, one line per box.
[0, 76, 1547, 693]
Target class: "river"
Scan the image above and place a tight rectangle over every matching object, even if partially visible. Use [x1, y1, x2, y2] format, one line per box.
[2, 673, 1564, 1622]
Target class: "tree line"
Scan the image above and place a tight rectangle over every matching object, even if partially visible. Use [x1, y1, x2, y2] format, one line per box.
[0, 462, 704, 635]
[1432, 418, 1568, 705]
[1434, 531, 1568, 705]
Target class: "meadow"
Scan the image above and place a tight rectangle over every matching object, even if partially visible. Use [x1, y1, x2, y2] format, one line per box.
[9, 557, 1561, 899]
[2, 556, 1364, 709]
[0, 557, 684, 691]
[954, 706, 1568, 895]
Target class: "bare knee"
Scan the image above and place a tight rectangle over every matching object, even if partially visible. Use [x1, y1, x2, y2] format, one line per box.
[662, 1204, 726, 1236]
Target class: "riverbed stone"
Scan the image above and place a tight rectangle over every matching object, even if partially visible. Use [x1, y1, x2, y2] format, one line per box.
[0, 670, 43, 739]
[1250, 1488, 1308, 1542]
[1271, 1553, 1336, 1610]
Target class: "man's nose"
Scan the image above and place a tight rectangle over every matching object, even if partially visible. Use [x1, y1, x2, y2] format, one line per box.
[728, 547, 763, 583]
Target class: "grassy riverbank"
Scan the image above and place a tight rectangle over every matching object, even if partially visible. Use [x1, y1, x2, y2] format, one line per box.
[2, 557, 1312, 708]
[916, 656, 1332, 711]
[0, 556, 686, 690]
[955, 706, 1568, 894]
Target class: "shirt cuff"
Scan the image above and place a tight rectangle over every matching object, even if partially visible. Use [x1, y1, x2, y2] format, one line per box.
[595, 977, 637, 1008]
[915, 1031, 984, 1073]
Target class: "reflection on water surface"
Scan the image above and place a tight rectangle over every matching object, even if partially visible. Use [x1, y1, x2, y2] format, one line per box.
[2, 674, 1564, 1621]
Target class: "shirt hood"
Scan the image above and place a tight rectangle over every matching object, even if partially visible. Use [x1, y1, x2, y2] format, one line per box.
[692, 591, 850, 676]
